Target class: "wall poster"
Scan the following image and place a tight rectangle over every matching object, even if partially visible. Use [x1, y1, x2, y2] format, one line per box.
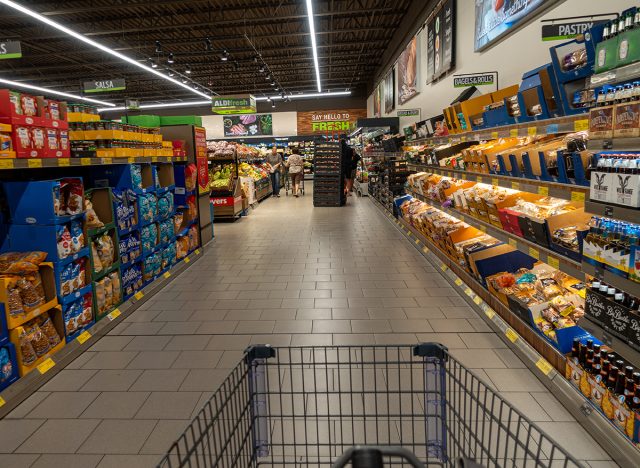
[426, 0, 455, 84]
[373, 84, 382, 117]
[223, 114, 273, 137]
[474, 0, 559, 52]
[384, 67, 395, 114]
[397, 36, 419, 105]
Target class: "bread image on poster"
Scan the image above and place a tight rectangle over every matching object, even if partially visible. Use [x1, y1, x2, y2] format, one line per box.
[397, 36, 419, 105]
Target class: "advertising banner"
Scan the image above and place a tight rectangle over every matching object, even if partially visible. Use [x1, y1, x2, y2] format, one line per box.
[397, 36, 419, 105]
[223, 114, 273, 137]
[426, 0, 456, 84]
[384, 68, 395, 114]
[297, 108, 367, 135]
[212, 94, 256, 114]
[194, 126, 209, 195]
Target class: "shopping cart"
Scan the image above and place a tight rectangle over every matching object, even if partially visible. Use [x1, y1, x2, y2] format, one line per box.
[284, 168, 305, 196]
[157, 343, 582, 467]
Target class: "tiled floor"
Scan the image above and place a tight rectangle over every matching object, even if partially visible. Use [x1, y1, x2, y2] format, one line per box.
[0, 192, 617, 467]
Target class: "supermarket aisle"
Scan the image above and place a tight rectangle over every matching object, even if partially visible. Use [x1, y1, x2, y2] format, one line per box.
[0, 193, 616, 468]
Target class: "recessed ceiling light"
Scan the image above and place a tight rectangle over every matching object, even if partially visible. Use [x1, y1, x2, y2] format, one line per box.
[259, 65, 265, 73]
[167, 53, 174, 64]
[155, 40, 162, 53]
[205, 38, 213, 52]
[150, 59, 158, 68]
[168, 70, 175, 77]
[185, 64, 191, 74]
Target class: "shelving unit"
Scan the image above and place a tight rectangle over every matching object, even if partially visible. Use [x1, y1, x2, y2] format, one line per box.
[584, 200, 639, 224]
[0, 156, 186, 170]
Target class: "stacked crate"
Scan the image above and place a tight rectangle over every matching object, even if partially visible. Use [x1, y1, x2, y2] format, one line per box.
[313, 142, 344, 207]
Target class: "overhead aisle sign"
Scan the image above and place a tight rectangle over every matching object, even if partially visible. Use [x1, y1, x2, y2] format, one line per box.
[212, 94, 257, 114]
[0, 41, 21, 59]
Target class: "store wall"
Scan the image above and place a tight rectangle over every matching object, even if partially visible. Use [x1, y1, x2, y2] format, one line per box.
[201, 112, 298, 139]
[368, 0, 629, 124]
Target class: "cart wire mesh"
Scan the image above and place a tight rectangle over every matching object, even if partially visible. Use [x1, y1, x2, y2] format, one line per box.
[157, 344, 583, 468]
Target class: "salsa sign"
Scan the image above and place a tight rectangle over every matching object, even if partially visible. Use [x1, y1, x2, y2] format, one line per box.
[297, 108, 367, 135]
[83, 79, 126, 93]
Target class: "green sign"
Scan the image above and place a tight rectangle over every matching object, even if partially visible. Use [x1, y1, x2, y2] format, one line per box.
[311, 121, 353, 132]
[453, 74, 495, 88]
[212, 94, 256, 114]
[83, 79, 126, 93]
[542, 20, 607, 41]
[0, 41, 21, 59]
[397, 109, 420, 117]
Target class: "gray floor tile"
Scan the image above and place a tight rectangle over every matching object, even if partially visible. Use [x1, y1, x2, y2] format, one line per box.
[428, 319, 475, 332]
[115, 322, 163, 335]
[158, 321, 201, 335]
[206, 334, 252, 350]
[332, 334, 376, 345]
[415, 333, 468, 349]
[30, 454, 103, 468]
[81, 369, 143, 392]
[351, 320, 392, 333]
[196, 321, 238, 334]
[96, 454, 163, 468]
[234, 320, 275, 334]
[5, 392, 50, 419]
[389, 319, 433, 333]
[403, 307, 446, 319]
[0, 454, 39, 467]
[17, 419, 100, 454]
[332, 308, 370, 319]
[312, 319, 352, 334]
[80, 351, 139, 370]
[123, 335, 172, 351]
[130, 369, 189, 391]
[250, 334, 292, 347]
[188, 308, 228, 321]
[449, 349, 507, 369]
[0, 419, 45, 452]
[80, 392, 150, 419]
[484, 368, 547, 392]
[299, 289, 331, 299]
[135, 392, 201, 419]
[172, 350, 223, 369]
[40, 369, 97, 392]
[126, 351, 180, 369]
[78, 419, 157, 454]
[273, 320, 313, 333]
[290, 334, 333, 346]
[164, 335, 212, 350]
[179, 369, 229, 391]
[368, 308, 407, 320]
[88, 336, 134, 352]
[139, 420, 189, 454]
[374, 333, 419, 345]
[458, 332, 507, 349]
[27, 391, 99, 419]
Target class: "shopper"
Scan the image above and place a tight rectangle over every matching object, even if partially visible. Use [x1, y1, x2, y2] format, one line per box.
[341, 139, 358, 196]
[266, 146, 283, 197]
[286, 148, 304, 197]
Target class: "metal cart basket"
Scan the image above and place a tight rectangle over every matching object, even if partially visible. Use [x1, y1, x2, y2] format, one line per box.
[284, 167, 305, 196]
[158, 343, 582, 468]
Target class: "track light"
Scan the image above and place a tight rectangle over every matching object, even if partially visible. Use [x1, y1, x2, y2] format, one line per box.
[182, 77, 188, 83]
[253, 55, 259, 63]
[221, 49, 229, 61]
[205, 37, 213, 52]
[281, 92, 285, 99]
[168, 70, 175, 77]
[258, 65, 265, 73]
[305, 0, 322, 92]
[272, 101, 276, 108]
[267, 97, 271, 102]
[155, 40, 162, 53]
[150, 59, 158, 68]
[270, 81, 276, 86]
[185, 64, 191, 74]
[167, 53, 174, 64]
[265, 74, 271, 81]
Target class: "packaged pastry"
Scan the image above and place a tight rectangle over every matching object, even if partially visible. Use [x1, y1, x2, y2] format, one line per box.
[26, 322, 50, 357]
[28, 271, 46, 303]
[91, 242, 103, 272]
[0, 251, 46, 274]
[15, 126, 31, 150]
[9, 91, 22, 115]
[38, 316, 61, 347]
[21, 95, 37, 116]
[17, 277, 44, 309]
[57, 224, 72, 259]
[94, 280, 106, 314]
[109, 271, 121, 304]
[131, 164, 142, 190]
[173, 212, 184, 232]
[185, 164, 197, 191]
[62, 179, 84, 215]
[80, 294, 93, 325]
[84, 197, 104, 228]
[31, 127, 45, 150]
[7, 280, 25, 316]
[46, 129, 58, 150]
[19, 329, 37, 364]
[48, 100, 61, 120]
[103, 276, 113, 310]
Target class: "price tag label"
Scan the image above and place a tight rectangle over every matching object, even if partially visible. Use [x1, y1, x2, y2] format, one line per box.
[415, 238, 420, 244]
[195, 249, 201, 255]
[406, 231, 411, 236]
[509, 238, 517, 248]
[80, 157, 91, 166]
[511, 181, 520, 190]
[538, 186, 549, 196]
[462, 174, 467, 180]
[58, 158, 70, 167]
[464, 287, 473, 296]
[27, 159, 42, 168]
[0, 159, 15, 169]
[454, 278, 463, 286]
[134, 291, 144, 300]
[440, 263, 447, 271]
[527, 127, 537, 136]
[76, 330, 92, 344]
[127, 157, 136, 163]
[107, 308, 121, 321]
[491, 131, 499, 139]
[505, 328, 519, 343]
[0, 396, 5, 407]
[548, 256, 560, 269]
[571, 191, 585, 202]
[491, 178, 499, 186]
[37, 358, 55, 374]
[152, 156, 158, 163]
[163, 271, 171, 279]
[509, 128, 519, 137]
[460, 136, 467, 142]
[184, 257, 191, 263]
[536, 358, 554, 375]
[486, 309, 495, 319]
[473, 296, 482, 305]
[574, 119, 589, 132]
[529, 247, 540, 259]
[476, 176, 482, 183]
[422, 247, 430, 254]
[102, 157, 112, 165]
[479, 225, 486, 232]
[546, 123, 559, 134]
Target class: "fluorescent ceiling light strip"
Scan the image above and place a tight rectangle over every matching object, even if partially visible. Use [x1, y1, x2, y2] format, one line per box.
[98, 91, 352, 112]
[0, 77, 115, 106]
[305, 0, 322, 92]
[0, 0, 211, 100]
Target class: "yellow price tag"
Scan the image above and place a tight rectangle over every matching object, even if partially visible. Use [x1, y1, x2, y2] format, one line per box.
[163, 271, 171, 279]
[101, 157, 112, 165]
[527, 127, 537, 136]
[491, 178, 499, 186]
[58, 158, 70, 167]
[536, 358, 554, 375]
[491, 131, 499, 139]
[107, 308, 121, 321]
[548, 256, 560, 269]
[509, 128, 519, 137]
[80, 157, 91, 166]
[505, 328, 519, 343]
[406, 231, 411, 236]
[440, 263, 447, 271]
[509, 238, 517, 248]
[76, 330, 92, 344]
[37, 358, 55, 374]
[485, 309, 495, 319]
[0, 159, 15, 169]
[529, 247, 540, 259]
[195, 249, 201, 255]
[578, 288, 586, 299]
[473, 296, 482, 305]
[415, 238, 420, 244]
[152, 156, 158, 163]
[27, 159, 42, 168]
[511, 181, 520, 190]
[0, 396, 5, 407]
[134, 291, 144, 300]
[538, 186, 549, 196]
[574, 119, 589, 132]
[476, 176, 482, 183]
[571, 191, 585, 202]
[127, 157, 136, 163]
[479, 225, 486, 232]
[454, 278, 463, 286]
[422, 247, 430, 254]
[462, 174, 467, 180]
[460, 136, 467, 142]
[184, 256, 191, 263]
[464, 287, 473, 296]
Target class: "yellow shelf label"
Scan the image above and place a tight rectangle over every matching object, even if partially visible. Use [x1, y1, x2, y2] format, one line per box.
[537, 186, 549, 196]
[152, 156, 158, 163]
[509, 128, 519, 137]
[571, 191, 585, 202]
[460, 135, 467, 142]
[505, 328, 519, 343]
[102, 157, 112, 165]
[440, 263, 447, 271]
[509, 238, 517, 248]
[37, 357, 55, 374]
[511, 181, 520, 190]
[527, 127, 537, 136]
[464, 287, 473, 296]
[491, 131, 499, 139]
[529, 247, 540, 259]
[536, 358, 554, 375]
[548, 256, 560, 269]
[0, 159, 15, 169]
[27, 159, 42, 168]
[58, 158, 70, 167]
[415, 238, 420, 244]
[486, 309, 495, 319]
[574, 119, 589, 132]
[80, 157, 91, 166]
[491, 178, 499, 186]
[134, 291, 144, 300]
[107, 308, 121, 321]
[422, 247, 430, 254]
[476, 176, 482, 183]
[406, 231, 411, 236]
[473, 296, 482, 305]
[127, 156, 136, 163]
[454, 278, 463, 286]
[479, 225, 486, 232]
[76, 330, 92, 344]
[195, 249, 201, 255]
[0, 396, 5, 407]
[462, 174, 467, 180]
[184, 256, 191, 263]
[163, 271, 171, 279]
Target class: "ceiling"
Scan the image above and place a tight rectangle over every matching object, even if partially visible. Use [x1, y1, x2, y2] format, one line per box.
[0, 0, 415, 105]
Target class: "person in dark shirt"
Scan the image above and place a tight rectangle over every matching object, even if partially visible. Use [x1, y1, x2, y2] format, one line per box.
[341, 139, 360, 196]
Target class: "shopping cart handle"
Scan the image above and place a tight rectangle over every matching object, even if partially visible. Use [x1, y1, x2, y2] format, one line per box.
[332, 446, 426, 468]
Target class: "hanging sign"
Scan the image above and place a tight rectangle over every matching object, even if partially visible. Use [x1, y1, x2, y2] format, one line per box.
[0, 41, 21, 59]
[453, 74, 494, 88]
[541, 20, 608, 41]
[397, 109, 421, 117]
[297, 108, 367, 135]
[125, 99, 140, 110]
[83, 79, 126, 93]
[212, 94, 256, 114]
[194, 126, 209, 194]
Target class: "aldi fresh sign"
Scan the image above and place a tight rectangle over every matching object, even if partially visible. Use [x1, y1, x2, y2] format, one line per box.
[83, 79, 126, 93]
[0, 41, 21, 60]
[212, 94, 257, 114]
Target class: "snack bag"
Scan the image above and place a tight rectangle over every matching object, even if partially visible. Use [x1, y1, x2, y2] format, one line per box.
[70, 220, 84, 253]
[91, 242, 103, 272]
[62, 261, 74, 295]
[56, 225, 72, 259]
[187, 195, 197, 218]
[119, 237, 129, 264]
[80, 294, 92, 325]
[110, 271, 121, 304]
[84, 197, 104, 228]
[141, 224, 158, 254]
[17, 277, 44, 309]
[58, 129, 69, 151]
[7, 278, 25, 317]
[63, 180, 84, 215]
[53, 182, 62, 215]
[63, 304, 78, 336]
[94, 279, 106, 314]
[185, 164, 197, 191]
[103, 276, 113, 310]
[21, 95, 37, 116]
[96, 233, 115, 268]
[176, 236, 189, 259]
[18, 329, 37, 364]
[15, 126, 31, 150]
[9, 91, 22, 115]
[188, 225, 199, 250]
[48, 100, 61, 120]
[173, 212, 184, 232]
[128, 233, 141, 261]
[31, 127, 45, 150]
[158, 194, 170, 220]
[38, 316, 61, 347]
[26, 322, 50, 357]
[131, 164, 142, 190]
